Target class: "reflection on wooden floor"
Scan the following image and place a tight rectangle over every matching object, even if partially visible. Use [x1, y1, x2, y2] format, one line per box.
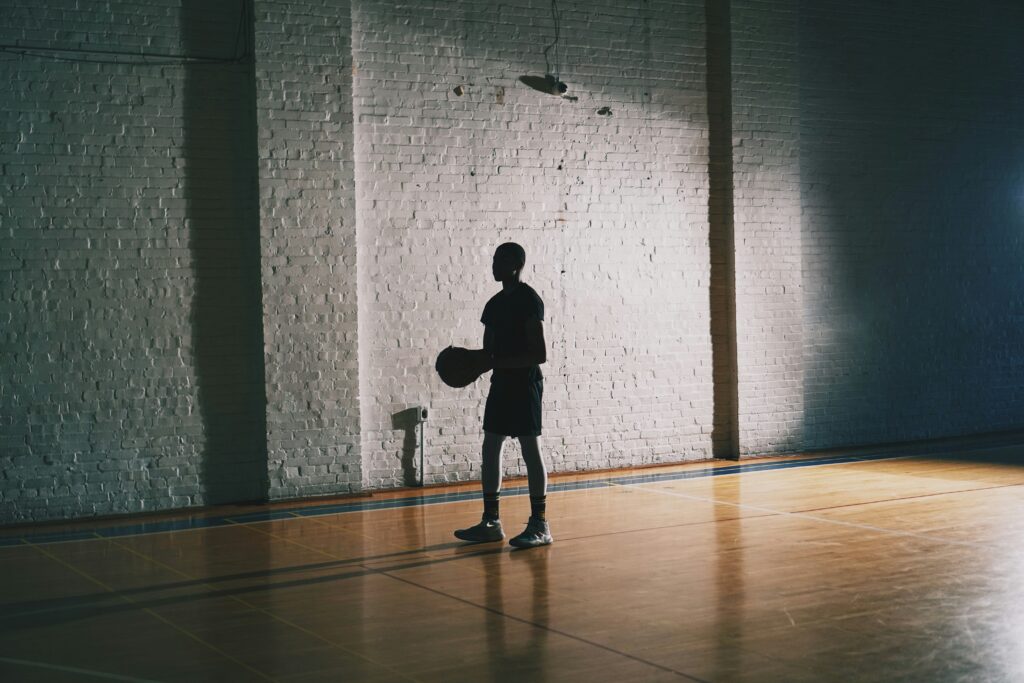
[3, 441, 1024, 682]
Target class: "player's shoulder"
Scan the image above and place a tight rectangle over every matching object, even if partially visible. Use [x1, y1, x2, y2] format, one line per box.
[484, 289, 504, 308]
[516, 283, 544, 320]
[517, 282, 543, 304]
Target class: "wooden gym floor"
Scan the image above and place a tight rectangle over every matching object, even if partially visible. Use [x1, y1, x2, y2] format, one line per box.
[3, 436, 1024, 682]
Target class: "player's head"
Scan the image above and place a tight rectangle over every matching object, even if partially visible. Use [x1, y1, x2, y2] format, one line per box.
[492, 242, 526, 282]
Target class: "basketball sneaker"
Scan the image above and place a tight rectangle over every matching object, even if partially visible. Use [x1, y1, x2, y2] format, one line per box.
[508, 517, 553, 548]
[454, 517, 504, 543]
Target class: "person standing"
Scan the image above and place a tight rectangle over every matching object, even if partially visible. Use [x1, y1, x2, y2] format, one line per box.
[454, 242, 552, 548]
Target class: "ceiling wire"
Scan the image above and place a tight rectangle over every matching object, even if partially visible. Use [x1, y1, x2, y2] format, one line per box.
[542, 0, 562, 79]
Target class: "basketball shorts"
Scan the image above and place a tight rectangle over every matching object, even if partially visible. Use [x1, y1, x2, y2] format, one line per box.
[483, 377, 543, 437]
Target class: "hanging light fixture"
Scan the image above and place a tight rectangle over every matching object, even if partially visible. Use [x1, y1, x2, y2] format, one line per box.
[518, 74, 567, 96]
[519, 0, 569, 97]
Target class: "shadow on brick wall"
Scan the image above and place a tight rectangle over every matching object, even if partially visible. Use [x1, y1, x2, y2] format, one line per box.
[181, 0, 268, 504]
[706, 0, 739, 459]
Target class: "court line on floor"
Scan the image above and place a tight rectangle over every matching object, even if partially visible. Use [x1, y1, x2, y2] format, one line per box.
[14, 478, 1015, 625]
[1, 517, 761, 622]
[287, 498, 639, 616]
[235, 512, 711, 682]
[7, 478, 1013, 679]
[0, 656, 161, 682]
[15, 476, 1015, 620]
[792, 481, 1024, 515]
[383, 570, 712, 683]
[606, 482, 995, 548]
[5, 454, 1018, 681]
[102, 534, 422, 683]
[21, 540, 279, 682]
[0, 451, 923, 548]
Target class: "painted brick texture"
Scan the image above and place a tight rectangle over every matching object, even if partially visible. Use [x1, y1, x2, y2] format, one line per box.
[351, 0, 713, 487]
[1, 1, 266, 522]
[4, 0, 1024, 524]
[800, 0, 1024, 448]
[254, 0, 362, 499]
[732, 0, 803, 455]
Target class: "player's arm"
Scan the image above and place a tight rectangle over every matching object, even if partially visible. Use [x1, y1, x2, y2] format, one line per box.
[472, 326, 497, 374]
[483, 326, 495, 355]
[489, 319, 546, 369]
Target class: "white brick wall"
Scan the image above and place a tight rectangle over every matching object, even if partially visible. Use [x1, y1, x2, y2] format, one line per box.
[352, 0, 713, 487]
[4, 0, 1024, 523]
[1, 1, 266, 522]
[254, 0, 363, 499]
[731, 0, 802, 455]
[800, 0, 1024, 448]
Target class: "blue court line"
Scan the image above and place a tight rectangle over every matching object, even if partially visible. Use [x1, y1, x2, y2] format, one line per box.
[0, 451, 906, 548]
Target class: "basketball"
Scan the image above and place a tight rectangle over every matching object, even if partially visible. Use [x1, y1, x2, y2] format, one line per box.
[435, 346, 483, 388]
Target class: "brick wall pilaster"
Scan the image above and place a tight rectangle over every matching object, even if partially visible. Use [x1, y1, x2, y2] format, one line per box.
[253, 0, 362, 498]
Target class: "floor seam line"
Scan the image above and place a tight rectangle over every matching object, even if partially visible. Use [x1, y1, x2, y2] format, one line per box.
[793, 481, 1024, 514]
[21, 540, 279, 682]
[1, 452, 923, 547]
[230, 521, 429, 683]
[101, 535, 422, 683]
[378, 570, 711, 683]
[608, 482, 990, 548]
[233, 516, 707, 679]
[0, 656, 161, 683]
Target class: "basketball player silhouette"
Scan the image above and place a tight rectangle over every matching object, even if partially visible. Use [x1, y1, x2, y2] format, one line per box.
[454, 242, 553, 547]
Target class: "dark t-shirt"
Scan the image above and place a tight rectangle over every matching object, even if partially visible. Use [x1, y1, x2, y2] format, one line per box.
[481, 282, 544, 383]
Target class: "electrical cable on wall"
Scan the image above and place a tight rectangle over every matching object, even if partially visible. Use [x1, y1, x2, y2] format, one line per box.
[543, 0, 562, 84]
